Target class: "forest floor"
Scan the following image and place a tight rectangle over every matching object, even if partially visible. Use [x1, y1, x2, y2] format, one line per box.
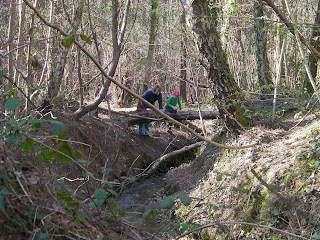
[1, 104, 320, 239]
[97, 106, 320, 239]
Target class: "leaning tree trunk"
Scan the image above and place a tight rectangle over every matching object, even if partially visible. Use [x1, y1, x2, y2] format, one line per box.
[254, 0, 272, 93]
[187, 0, 249, 133]
[304, 0, 320, 95]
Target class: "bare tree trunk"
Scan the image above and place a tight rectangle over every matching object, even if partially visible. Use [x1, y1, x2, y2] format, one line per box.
[25, 0, 38, 115]
[38, 0, 53, 89]
[303, 0, 320, 95]
[87, 0, 103, 84]
[254, 0, 272, 93]
[47, 0, 85, 102]
[15, 0, 26, 92]
[272, 37, 286, 121]
[143, 0, 158, 92]
[6, 0, 16, 95]
[72, 0, 130, 120]
[77, 46, 83, 106]
[186, 0, 249, 133]
[180, 7, 187, 102]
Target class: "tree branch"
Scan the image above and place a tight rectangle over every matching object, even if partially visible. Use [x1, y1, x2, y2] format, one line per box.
[261, 0, 320, 59]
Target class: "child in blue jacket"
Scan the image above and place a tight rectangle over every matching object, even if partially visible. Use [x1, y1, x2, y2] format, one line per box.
[137, 85, 163, 137]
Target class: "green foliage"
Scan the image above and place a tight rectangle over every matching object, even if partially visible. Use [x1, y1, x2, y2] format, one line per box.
[292, 22, 297, 29]
[142, 208, 157, 219]
[233, 187, 248, 193]
[179, 193, 191, 206]
[57, 192, 72, 202]
[5, 97, 20, 110]
[120, 176, 137, 182]
[159, 195, 174, 208]
[61, 34, 75, 47]
[20, 137, 34, 152]
[94, 189, 107, 200]
[0, 97, 121, 238]
[80, 34, 92, 44]
[195, 147, 201, 156]
[223, 0, 238, 14]
[62, 34, 93, 47]
[48, 120, 67, 138]
[200, 18, 206, 25]
[0, 187, 11, 210]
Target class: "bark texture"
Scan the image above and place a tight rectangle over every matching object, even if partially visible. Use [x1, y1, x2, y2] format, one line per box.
[180, 8, 187, 102]
[254, 0, 272, 92]
[126, 110, 218, 126]
[143, 0, 158, 92]
[6, 0, 16, 94]
[47, 0, 85, 102]
[304, 0, 320, 94]
[188, 0, 249, 133]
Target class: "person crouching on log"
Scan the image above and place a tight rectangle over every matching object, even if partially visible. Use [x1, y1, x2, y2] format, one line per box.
[165, 90, 182, 135]
[137, 85, 163, 137]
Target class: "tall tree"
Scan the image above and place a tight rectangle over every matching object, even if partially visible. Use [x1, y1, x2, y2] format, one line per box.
[47, 0, 85, 103]
[304, 0, 320, 95]
[25, 0, 38, 115]
[14, 0, 26, 90]
[143, 0, 159, 92]
[72, 0, 130, 120]
[254, 0, 272, 93]
[184, 0, 249, 133]
[6, 0, 16, 95]
[180, 4, 187, 102]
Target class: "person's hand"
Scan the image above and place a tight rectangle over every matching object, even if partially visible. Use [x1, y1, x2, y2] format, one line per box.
[159, 109, 165, 113]
[172, 106, 177, 110]
[146, 108, 153, 112]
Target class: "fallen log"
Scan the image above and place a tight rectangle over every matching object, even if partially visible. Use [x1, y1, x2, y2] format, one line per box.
[97, 107, 218, 126]
[141, 141, 204, 177]
[127, 110, 218, 126]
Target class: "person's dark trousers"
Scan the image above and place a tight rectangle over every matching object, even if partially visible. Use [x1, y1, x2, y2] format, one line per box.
[165, 106, 177, 133]
[139, 122, 150, 136]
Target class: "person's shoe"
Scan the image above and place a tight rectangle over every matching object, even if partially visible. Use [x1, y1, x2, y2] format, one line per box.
[167, 129, 173, 135]
[145, 135, 150, 138]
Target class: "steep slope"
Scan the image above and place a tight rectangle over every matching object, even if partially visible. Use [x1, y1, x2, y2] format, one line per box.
[164, 114, 320, 239]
